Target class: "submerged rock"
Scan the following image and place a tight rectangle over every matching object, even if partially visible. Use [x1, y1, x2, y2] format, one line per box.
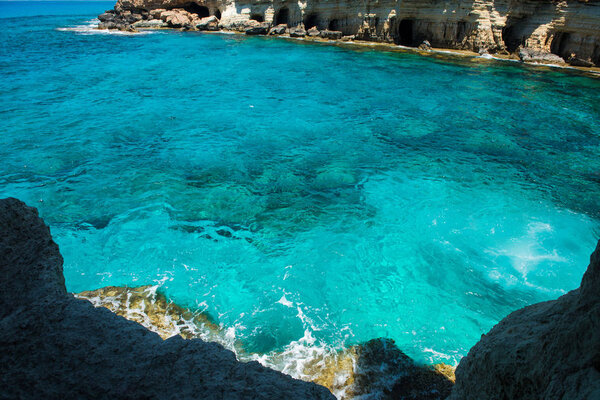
[0, 197, 334, 399]
[449, 240, 600, 399]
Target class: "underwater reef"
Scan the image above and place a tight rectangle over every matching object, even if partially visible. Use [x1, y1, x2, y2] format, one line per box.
[1, 196, 599, 399]
[97, 0, 600, 67]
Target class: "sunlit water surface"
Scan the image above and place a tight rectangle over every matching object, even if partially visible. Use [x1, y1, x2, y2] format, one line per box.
[1, 1, 599, 367]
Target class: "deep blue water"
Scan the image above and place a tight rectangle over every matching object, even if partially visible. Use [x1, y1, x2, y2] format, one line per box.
[1, 2, 599, 367]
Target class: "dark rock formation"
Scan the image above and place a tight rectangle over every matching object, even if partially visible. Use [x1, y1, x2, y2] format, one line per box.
[289, 26, 307, 37]
[268, 24, 287, 35]
[320, 30, 343, 40]
[0, 198, 334, 400]
[518, 47, 565, 64]
[449, 240, 600, 400]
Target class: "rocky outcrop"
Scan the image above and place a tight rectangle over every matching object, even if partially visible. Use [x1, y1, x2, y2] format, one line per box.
[100, 0, 600, 67]
[77, 286, 455, 399]
[0, 198, 334, 400]
[449, 240, 600, 399]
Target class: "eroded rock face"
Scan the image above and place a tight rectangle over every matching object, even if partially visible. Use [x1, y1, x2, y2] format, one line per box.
[0, 198, 334, 400]
[106, 0, 600, 66]
[449, 240, 600, 400]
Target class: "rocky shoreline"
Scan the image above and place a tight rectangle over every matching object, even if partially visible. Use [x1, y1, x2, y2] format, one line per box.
[96, 0, 600, 68]
[2, 196, 599, 399]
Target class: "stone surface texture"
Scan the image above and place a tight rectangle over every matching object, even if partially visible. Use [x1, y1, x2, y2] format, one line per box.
[449, 240, 600, 399]
[0, 198, 334, 400]
[109, 0, 600, 66]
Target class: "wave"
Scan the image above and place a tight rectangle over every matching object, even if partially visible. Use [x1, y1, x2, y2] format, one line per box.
[76, 285, 455, 399]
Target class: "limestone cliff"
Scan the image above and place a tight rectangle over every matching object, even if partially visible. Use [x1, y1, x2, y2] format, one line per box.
[0, 198, 334, 399]
[106, 0, 600, 66]
[449, 239, 600, 399]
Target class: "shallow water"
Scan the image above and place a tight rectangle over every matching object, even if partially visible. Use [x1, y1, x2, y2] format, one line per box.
[1, 2, 599, 367]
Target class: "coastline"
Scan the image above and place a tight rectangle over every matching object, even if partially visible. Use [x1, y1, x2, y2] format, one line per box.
[85, 21, 600, 77]
[75, 284, 455, 399]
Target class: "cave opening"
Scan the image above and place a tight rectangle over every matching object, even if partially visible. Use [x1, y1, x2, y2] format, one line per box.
[250, 13, 264, 22]
[214, 9, 221, 19]
[183, 3, 209, 18]
[550, 32, 571, 58]
[328, 19, 339, 31]
[304, 13, 319, 30]
[275, 7, 289, 26]
[502, 17, 526, 52]
[456, 20, 468, 42]
[397, 19, 415, 46]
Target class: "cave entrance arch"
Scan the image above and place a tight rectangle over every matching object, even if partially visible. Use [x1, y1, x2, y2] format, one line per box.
[275, 7, 289, 26]
[250, 13, 264, 22]
[183, 3, 209, 18]
[304, 13, 319, 30]
[328, 19, 339, 31]
[502, 17, 527, 52]
[397, 19, 415, 46]
[550, 32, 571, 58]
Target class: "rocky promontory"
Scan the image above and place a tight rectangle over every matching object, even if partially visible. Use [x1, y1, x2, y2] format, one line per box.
[97, 0, 600, 68]
[0, 198, 334, 399]
[449, 240, 600, 399]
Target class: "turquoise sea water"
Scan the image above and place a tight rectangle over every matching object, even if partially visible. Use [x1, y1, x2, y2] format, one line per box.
[1, 2, 600, 367]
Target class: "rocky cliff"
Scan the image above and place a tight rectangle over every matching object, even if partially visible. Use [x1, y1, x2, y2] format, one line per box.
[0, 198, 334, 399]
[449, 240, 600, 399]
[102, 0, 600, 67]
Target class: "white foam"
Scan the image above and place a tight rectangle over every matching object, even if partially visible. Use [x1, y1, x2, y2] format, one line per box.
[57, 19, 157, 36]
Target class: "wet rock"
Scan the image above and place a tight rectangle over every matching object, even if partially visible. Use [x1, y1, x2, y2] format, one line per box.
[0, 197, 335, 400]
[268, 24, 287, 35]
[245, 23, 270, 35]
[418, 40, 432, 50]
[289, 26, 306, 37]
[568, 56, 595, 67]
[341, 35, 355, 41]
[98, 12, 116, 22]
[449, 240, 600, 399]
[196, 15, 219, 31]
[307, 27, 320, 37]
[518, 47, 565, 64]
[133, 19, 167, 28]
[319, 30, 343, 40]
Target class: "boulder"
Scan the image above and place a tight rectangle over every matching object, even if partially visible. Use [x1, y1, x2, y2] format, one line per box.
[150, 8, 166, 19]
[518, 47, 565, 64]
[418, 40, 432, 50]
[98, 12, 115, 22]
[133, 19, 168, 28]
[307, 27, 320, 37]
[319, 30, 343, 40]
[289, 26, 306, 37]
[165, 12, 191, 28]
[196, 15, 219, 31]
[245, 23, 270, 35]
[568, 57, 595, 67]
[449, 240, 600, 399]
[268, 24, 287, 35]
[341, 35, 355, 41]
